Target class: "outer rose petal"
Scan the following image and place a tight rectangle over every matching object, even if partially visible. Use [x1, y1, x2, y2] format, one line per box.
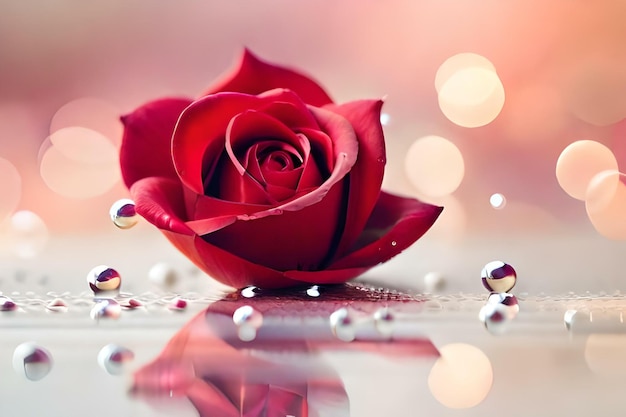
[324, 100, 386, 258]
[130, 177, 194, 235]
[203, 49, 333, 107]
[120, 98, 193, 188]
[284, 192, 443, 284]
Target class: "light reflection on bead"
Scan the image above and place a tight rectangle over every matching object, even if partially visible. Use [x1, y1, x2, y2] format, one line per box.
[481, 261, 516, 293]
[373, 307, 395, 338]
[233, 305, 263, 342]
[329, 308, 356, 342]
[87, 265, 121, 295]
[109, 198, 139, 229]
[90, 299, 121, 320]
[479, 293, 519, 335]
[13, 342, 53, 381]
[98, 344, 134, 375]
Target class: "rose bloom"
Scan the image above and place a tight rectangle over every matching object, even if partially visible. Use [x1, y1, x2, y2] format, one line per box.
[120, 50, 442, 289]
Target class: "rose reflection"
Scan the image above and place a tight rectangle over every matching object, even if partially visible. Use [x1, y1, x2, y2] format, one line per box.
[132, 285, 438, 416]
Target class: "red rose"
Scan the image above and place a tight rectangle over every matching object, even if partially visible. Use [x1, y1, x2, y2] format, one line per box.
[120, 50, 442, 289]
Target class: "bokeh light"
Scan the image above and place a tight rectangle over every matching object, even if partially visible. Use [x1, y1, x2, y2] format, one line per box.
[7, 210, 49, 259]
[556, 140, 618, 200]
[405, 135, 465, 197]
[585, 170, 626, 240]
[428, 343, 493, 409]
[50, 97, 123, 145]
[584, 334, 626, 376]
[426, 195, 467, 242]
[39, 127, 120, 199]
[0, 157, 22, 222]
[489, 193, 506, 209]
[436, 53, 505, 128]
[435, 53, 497, 93]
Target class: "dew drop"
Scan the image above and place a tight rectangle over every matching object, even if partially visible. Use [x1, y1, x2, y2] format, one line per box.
[564, 309, 578, 331]
[233, 305, 263, 342]
[97, 344, 134, 375]
[391, 240, 397, 247]
[481, 261, 516, 293]
[241, 286, 261, 298]
[87, 265, 121, 296]
[306, 285, 321, 297]
[329, 307, 356, 342]
[109, 199, 139, 229]
[90, 299, 121, 320]
[13, 342, 53, 381]
[148, 262, 178, 288]
[373, 307, 395, 338]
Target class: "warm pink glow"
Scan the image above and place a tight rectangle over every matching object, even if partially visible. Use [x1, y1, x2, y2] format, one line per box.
[585, 170, 626, 240]
[50, 97, 123, 145]
[556, 140, 618, 200]
[0, 157, 21, 222]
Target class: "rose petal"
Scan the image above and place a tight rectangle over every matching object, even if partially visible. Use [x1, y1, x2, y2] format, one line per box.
[285, 192, 443, 284]
[209, 152, 275, 205]
[130, 177, 194, 235]
[173, 90, 312, 195]
[203, 49, 333, 107]
[203, 180, 346, 271]
[324, 100, 386, 258]
[120, 98, 193, 188]
[163, 232, 302, 289]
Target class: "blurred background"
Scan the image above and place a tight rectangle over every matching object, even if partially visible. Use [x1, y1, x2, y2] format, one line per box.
[1, 0, 626, 294]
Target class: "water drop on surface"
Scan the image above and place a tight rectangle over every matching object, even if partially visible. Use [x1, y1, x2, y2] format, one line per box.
[98, 344, 134, 375]
[479, 293, 519, 335]
[109, 198, 139, 229]
[424, 271, 446, 293]
[481, 261, 516, 293]
[13, 342, 53, 381]
[90, 299, 121, 320]
[233, 305, 263, 342]
[329, 308, 356, 342]
[306, 285, 321, 297]
[373, 307, 395, 338]
[87, 265, 121, 295]
[241, 286, 260, 298]
[148, 262, 178, 288]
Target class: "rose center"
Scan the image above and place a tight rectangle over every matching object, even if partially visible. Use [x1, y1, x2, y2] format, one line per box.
[260, 149, 299, 172]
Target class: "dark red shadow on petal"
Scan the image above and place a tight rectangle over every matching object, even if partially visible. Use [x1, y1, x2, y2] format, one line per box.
[131, 285, 437, 416]
[120, 97, 193, 188]
[203, 49, 333, 107]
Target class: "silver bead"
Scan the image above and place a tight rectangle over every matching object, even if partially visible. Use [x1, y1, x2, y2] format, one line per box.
[373, 307, 395, 338]
[481, 261, 517, 293]
[13, 342, 53, 381]
[97, 344, 134, 375]
[109, 198, 139, 229]
[329, 308, 356, 342]
[87, 265, 121, 295]
[90, 299, 121, 320]
[232, 305, 263, 342]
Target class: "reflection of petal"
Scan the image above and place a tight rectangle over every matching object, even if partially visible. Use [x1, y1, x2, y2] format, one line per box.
[133, 285, 438, 416]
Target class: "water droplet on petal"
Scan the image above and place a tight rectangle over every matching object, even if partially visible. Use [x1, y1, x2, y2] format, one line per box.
[13, 342, 53, 381]
[391, 240, 397, 246]
[329, 307, 356, 342]
[45, 298, 68, 313]
[97, 344, 134, 375]
[233, 305, 263, 342]
[481, 261, 516, 293]
[90, 299, 121, 320]
[148, 262, 178, 288]
[87, 265, 121, 296]
[109, 199, 139, 229]
[373, 307, 395, 338]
